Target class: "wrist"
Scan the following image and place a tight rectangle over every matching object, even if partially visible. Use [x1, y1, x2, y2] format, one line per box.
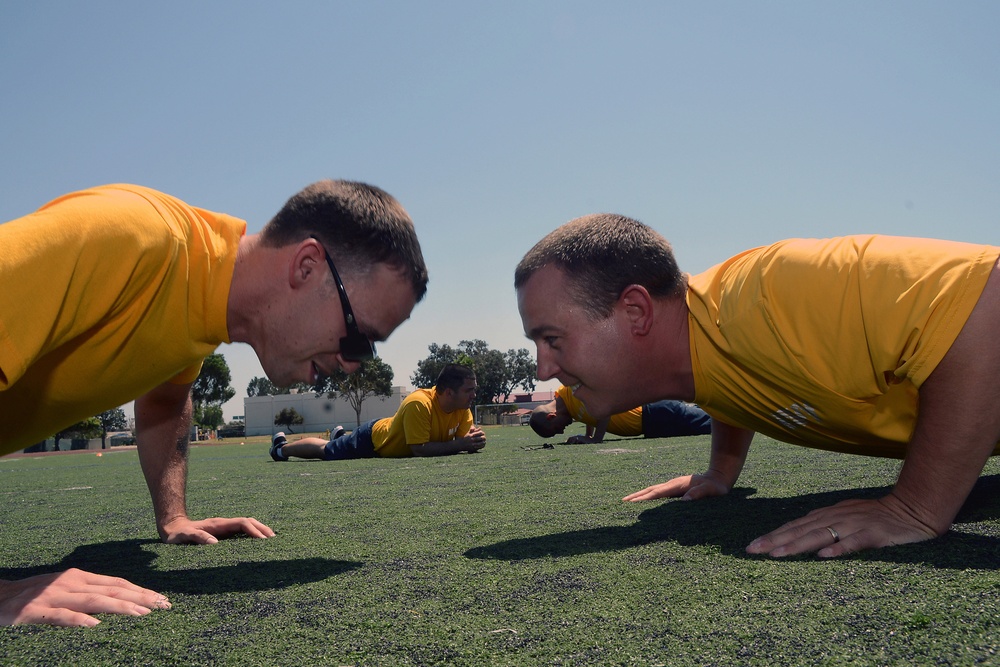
[883, 490, 950, 537]
[158, 514, 190, 536]
[704, 467, 736, 490]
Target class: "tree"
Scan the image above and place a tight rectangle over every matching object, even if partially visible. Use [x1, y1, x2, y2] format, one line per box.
[48, 408, 131, 451]
[192, 353, 235, 430]
[247, 377, 312, 397]
[194, 404, 225, 431]
[96, 407, 128, 449]
[466, 346, 508, 406]
[247, 376, 286, 397]
[410, 343, 472, 388]
[193, 353, 236, 405]
[411, 340, 537, 406]
[314, 358, 394, 427]
[54, 417, 102, 450]
[498, 348, 537, 403]
[274, 408, 304, 433]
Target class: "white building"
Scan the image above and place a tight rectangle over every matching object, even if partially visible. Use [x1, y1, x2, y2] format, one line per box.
[243, 387, 408, 436]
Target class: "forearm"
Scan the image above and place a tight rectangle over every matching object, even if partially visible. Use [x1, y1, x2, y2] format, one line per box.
[135, 383, 194, 537]
[592, 418, 609, 443]
[705, 420, 755, 488]
[891, 432, 991, 536]
[410, 441, 475, 456]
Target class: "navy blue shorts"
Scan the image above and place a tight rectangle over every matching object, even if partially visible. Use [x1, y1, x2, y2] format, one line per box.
[641, 401, 713, 438]
[322, 419, 378, 460]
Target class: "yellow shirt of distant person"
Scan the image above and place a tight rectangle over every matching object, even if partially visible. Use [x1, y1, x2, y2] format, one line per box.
[0, 184, 245, 454]
[556, 385, 643, 436]
[371, 387, 474, 457]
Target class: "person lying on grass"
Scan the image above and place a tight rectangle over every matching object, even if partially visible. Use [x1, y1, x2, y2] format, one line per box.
[529, 384, 711, 444]
[0, 180, 428, 626]
[515, 213, 1000, 559]
[271, 363, 486, 461]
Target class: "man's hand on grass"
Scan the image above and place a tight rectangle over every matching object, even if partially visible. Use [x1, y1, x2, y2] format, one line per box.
[746, 494, 940, 558]
[0, 568, 170, 627]
[622, 472, 731, 503]
[160, 516, 275, 545]
[461, 427, 487, 453]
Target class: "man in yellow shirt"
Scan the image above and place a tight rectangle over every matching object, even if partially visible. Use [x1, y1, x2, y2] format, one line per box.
[272, 364, 485, 460]
[529, 384, 711, 443]
[0, 180, 428, 626]
[515, 213, 1000, 560]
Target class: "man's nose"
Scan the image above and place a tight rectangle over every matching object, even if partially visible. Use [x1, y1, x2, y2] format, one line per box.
[535, 349, 559, 381]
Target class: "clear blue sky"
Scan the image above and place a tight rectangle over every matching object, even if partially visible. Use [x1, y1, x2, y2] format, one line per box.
[2, 2, 998, 421]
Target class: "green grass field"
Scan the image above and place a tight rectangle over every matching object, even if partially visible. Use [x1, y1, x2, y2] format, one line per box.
[1, 426, 998, 666]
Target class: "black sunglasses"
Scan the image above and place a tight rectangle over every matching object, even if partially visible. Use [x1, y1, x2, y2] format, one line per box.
[310, 235, 377, 362]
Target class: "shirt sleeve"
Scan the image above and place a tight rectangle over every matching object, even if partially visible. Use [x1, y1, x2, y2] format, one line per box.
[400, 396, 433, 445]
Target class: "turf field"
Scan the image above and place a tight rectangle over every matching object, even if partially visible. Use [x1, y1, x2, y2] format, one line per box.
[1, 426, 998, 666]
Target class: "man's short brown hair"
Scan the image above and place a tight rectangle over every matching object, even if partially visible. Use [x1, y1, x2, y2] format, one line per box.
[262, 179, 428, 301]
[514, 213, 686, 319]
[435, 363, 477, 394]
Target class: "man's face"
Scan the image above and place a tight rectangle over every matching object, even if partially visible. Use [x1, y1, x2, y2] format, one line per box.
[547, 410, 574, 435]
[534, 408, 573, 437]
[262, 262, 416, 387]
[444, 378, 478, 413]
[517, 265, 635, 420]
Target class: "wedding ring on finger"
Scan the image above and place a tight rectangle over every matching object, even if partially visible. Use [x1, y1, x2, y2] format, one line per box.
[826, 526, 840, 543]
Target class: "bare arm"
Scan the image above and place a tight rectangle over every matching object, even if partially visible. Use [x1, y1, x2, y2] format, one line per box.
[591, 418, 609, 443]
[624, 419, 754, 502]
[135, 382, 274, 544]
[135, 381, 195, 539]
[569, 417, 610, 444]
[410, 426, 487, 457]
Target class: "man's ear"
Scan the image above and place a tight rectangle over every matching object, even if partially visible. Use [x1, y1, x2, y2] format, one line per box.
[545, 412, 557, 422]
[620, 285, 655, 336]
[289, 239, 324, 288]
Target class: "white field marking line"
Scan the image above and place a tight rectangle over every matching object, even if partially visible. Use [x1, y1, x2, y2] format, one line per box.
[1, 485, 95, 495]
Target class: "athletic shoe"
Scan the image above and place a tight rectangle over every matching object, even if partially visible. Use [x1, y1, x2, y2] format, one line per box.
[270, 432, 288, 461]
[332, 425, 345, 439]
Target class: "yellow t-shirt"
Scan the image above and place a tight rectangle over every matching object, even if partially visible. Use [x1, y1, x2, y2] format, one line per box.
[370, 387, 473, 457]
[687, 235, 1000, 458]
[0, 184, 245, 454]
[556, 385, 643, 436]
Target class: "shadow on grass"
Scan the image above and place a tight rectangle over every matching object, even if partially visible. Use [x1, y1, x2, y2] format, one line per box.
[0, 539, 361, 594]
[466, 475, 1000, 570]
